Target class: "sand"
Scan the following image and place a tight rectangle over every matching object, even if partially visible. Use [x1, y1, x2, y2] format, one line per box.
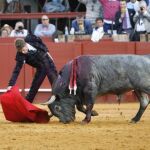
[0, 103, 150, 150]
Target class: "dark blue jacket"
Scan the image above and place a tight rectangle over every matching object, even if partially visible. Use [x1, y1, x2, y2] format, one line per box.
[115, 9, 135, 34]
[71, 19, 93, 34]
[8, 34, 50, 86]
[145, 0, 149, 6]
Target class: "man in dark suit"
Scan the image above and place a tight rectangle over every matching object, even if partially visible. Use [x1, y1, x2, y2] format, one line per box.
[7, 34, 58, 103]
[115, 0, 135, 34]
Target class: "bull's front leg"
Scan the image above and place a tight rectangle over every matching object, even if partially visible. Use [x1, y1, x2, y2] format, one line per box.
[82, 77, 98, 124]
[82, 103, 93, 124]
[76, 102, 98, 116]
[81, 93, 95, 124]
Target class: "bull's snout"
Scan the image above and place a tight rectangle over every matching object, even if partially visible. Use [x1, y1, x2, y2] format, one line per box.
[59, 117, 75, 124]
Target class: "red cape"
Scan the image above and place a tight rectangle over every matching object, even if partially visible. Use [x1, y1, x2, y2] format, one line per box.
[0, 86, 50, 123]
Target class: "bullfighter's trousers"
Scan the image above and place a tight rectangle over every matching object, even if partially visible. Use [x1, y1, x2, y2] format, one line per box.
[26, 54, 58, 103]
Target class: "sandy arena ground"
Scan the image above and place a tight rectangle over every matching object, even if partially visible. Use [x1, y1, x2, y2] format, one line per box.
[0, 103, 150, 150]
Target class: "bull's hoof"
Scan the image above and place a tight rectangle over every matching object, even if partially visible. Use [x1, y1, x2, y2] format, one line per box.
[130, 118, 139, 123]
[60, 118, 75, 124]
[59, 120, 71, 124]
[81, 119, 91, 125]
[130, 120, 136, 123]
[91, 110, 99, 116]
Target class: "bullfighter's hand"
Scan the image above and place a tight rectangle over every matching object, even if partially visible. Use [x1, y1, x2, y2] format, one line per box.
[7, 86, 12, 92]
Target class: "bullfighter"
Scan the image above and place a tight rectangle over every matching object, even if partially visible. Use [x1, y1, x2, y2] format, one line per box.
[7, 34, 58, 103]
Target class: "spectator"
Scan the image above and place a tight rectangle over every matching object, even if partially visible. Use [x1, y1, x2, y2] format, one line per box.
[131, 1, 150, 41]
[71, 15, 93, 34]
[78, 0, 103, 24]
[10, 21, 28, 37]
[148, 2, 150, 13]
[42, 0, 70, 12]
[4, 0, 24, 13]
[0, 0, 6, 13]
[34, 15, 56, 38]
[99, 0, 120, 33]
[145, 0, 150, 6]
[127, 0, 139, 28]
[127, 0, 140, 12]
[1, 24, 13, 36]
[91, 17, 104, 42]
[115, 1, 133, 34]
[1, 29, 9, 37]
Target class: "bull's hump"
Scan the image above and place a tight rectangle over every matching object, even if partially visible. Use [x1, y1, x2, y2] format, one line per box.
[76, 55, 150, 73]
[85, 55, 150, 65]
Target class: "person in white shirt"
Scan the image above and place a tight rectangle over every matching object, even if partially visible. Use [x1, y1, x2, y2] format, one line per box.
[10, 21, 28, 37]
[34, 15, 56, 37]
[127, 0, 139, 12]
[91, 17, 104, 42]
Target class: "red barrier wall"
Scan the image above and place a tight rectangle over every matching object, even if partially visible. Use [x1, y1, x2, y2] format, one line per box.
[135, 42, 150, 55]
[0, 38, 150, 103]
[0, 43, 25, 89]
[82, 41, 136, 55]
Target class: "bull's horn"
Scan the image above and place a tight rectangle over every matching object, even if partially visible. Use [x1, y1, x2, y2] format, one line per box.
[40, 95, 56, 105]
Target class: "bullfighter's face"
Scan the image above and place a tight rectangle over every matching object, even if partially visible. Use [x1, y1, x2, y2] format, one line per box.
[48, 96, 76, 123]
[22, 44, 29, 54]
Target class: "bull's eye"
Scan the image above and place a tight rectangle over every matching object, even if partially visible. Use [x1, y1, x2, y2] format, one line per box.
[55, 105, 61, 112]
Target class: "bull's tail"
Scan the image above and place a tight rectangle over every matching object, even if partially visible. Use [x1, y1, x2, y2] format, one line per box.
[117, 94, 122, 105]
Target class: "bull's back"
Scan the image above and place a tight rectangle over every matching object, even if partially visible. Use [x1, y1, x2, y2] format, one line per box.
[87, 54, 150, 75]
[78, 55, 150, 95]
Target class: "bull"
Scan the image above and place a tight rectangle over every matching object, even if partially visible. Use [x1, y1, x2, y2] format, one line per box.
[43, 55, 150, 124]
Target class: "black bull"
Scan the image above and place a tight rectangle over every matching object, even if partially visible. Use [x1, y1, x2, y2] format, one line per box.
[43, 55, 150, 123]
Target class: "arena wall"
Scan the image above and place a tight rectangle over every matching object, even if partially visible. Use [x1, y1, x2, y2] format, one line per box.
[0, 38, 149, 103]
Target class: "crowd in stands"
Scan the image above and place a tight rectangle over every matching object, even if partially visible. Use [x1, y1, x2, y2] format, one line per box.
[0, 15, 57, 38]
[0, 0, 150, 42]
